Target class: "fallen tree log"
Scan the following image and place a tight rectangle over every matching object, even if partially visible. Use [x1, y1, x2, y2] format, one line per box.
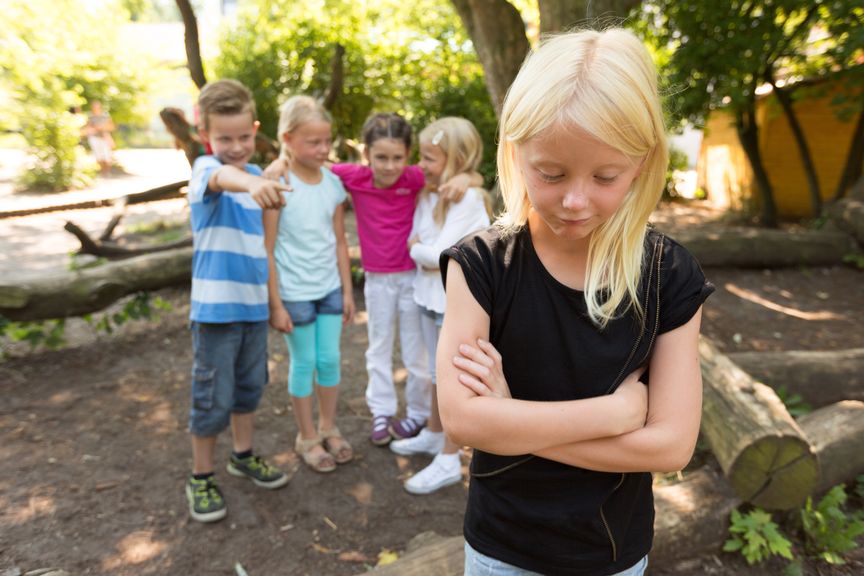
[799, 400, 864, 494]
[0, 180, 187, 219]
[699, 337, 819, 510]
[668, 227, 855, 268]
[0, 247, 192, 321]
[728, 349, 864, 407]
[64, 221, 192, 259]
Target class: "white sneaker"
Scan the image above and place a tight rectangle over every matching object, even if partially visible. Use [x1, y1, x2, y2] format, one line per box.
[404, 454, 462, 495]
[390, 429, 445, 456]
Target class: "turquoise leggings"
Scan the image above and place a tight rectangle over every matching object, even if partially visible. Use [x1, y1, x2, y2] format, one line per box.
[283, 314, 343, 398]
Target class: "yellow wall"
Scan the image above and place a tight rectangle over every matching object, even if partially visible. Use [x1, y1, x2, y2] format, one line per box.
[698, 82, 861, 218]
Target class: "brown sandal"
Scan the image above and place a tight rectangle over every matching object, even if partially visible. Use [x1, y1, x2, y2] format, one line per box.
[319, 426, 354, 464]
[294, 433, 336, 473]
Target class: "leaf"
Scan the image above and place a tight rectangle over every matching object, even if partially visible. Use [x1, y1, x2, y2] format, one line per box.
[338, 551, 370, 563]
[376, 549, 399, 566]
[723, 538, 744, 552]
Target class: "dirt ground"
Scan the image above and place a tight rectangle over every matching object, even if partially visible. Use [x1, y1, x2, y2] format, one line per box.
[1, 199, 863, 575]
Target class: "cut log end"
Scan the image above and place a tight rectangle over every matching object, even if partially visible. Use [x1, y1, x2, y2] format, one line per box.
[728, 435, 819, 510]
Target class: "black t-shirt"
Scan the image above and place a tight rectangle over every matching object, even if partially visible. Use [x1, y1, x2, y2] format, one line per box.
[441, 225, 714, 575]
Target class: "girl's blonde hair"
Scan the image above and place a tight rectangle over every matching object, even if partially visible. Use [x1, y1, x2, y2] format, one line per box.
[277, 95, 331, 160]
[497, 28, 668, 328]
[419, 117, 491, 225]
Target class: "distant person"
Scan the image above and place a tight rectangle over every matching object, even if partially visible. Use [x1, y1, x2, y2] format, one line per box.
[84, 100, 115, 175]
[436, 29, 714, 575]
[264, 95, 356, 473]
[389, 117, 492, 495]
[185, 79, 291, 523]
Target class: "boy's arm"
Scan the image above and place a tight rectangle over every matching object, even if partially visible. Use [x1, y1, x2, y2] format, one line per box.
[263, 209, 293, 333]
[333, 202, 355, 325]
[436, 260, 648, 456]
[209, 165, 289, 209]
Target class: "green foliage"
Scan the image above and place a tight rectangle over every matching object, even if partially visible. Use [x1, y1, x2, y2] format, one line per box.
[776, 386, 813, 418]
[800, 485, 864, 564]
[0, 0, 153, 191]
[0, 318, 66, 351]
[856, 475, 864, 500]
[0, 293, 171, 355]
[842, 253, 864, 270]
[663, 145, 690, 199]
[724, 508, 794, 565]
[211, 0, 498, 181]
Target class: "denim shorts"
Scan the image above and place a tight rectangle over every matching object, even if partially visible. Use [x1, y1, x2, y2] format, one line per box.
[188, 320, 269, 437]
[464, 542, 648, 576]
[282, 287, 343, 326]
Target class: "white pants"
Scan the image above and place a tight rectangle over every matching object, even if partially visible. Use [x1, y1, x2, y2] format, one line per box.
[364, 271, 431, 421]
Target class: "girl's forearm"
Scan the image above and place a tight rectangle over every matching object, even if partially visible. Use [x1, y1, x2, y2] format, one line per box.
[442, 393, 637, 455]
[534, 420, 697, 473]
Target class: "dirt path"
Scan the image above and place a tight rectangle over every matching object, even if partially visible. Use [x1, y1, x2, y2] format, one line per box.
[1, 197, 863, 575]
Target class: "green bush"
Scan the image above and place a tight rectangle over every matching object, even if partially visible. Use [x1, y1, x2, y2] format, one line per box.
[0, 0, 151, 191]
[800, 485, 864, 564]
[724, 508, 794, 565]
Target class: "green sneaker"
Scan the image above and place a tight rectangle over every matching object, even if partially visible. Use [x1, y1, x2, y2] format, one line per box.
[185, 476, 227, 523]
[226, 453, 289, 489]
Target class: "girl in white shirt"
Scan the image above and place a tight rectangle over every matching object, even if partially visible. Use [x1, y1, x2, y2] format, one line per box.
[390, 117, 492, 494]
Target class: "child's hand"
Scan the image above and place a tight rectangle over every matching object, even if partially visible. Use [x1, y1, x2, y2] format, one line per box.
[269, 306, 294, 333]
[613, 367, 648, 433]
[453, 338, 511, 399]
[263, 157, 291, 181]
[249, 178, 290, 210]
[407, 235, 419, 250]
[438, 172, 472, 202]
[342, 292, 355, 325]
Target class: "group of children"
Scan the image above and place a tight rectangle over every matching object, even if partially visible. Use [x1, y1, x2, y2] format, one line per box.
[185, 28, 711, 576]
[186, 78, 490, 522]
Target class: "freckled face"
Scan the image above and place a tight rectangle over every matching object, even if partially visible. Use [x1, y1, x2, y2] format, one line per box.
[365, 138, 409, 188]
[517, 124, 642, 242]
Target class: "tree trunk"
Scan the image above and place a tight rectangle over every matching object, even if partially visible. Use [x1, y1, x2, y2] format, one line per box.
[834, 109, 864, 201]
[0, 248, 193, 321]
[175, 0, 206, 89]
[736, 104, 778, 227]
[799, 401, 864, 494]
[667, 226, 854, 268]
[538, 0, 642, 33]
[699, 337, 819, 510]
[767, 75, 822, 217]
[322, 44, 346, 111]
[728, 349, 864, 408]
[450, 0, 530, 114]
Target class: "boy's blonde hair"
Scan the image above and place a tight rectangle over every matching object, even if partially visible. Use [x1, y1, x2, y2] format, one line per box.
[197, 79, 256, 131]
[277, 95, 332, 160]
[419, 117, 491, 225]
[497, 28, 668, 328]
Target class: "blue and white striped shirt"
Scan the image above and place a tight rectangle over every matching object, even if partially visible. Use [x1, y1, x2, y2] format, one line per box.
[188, 156, 269, 323]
